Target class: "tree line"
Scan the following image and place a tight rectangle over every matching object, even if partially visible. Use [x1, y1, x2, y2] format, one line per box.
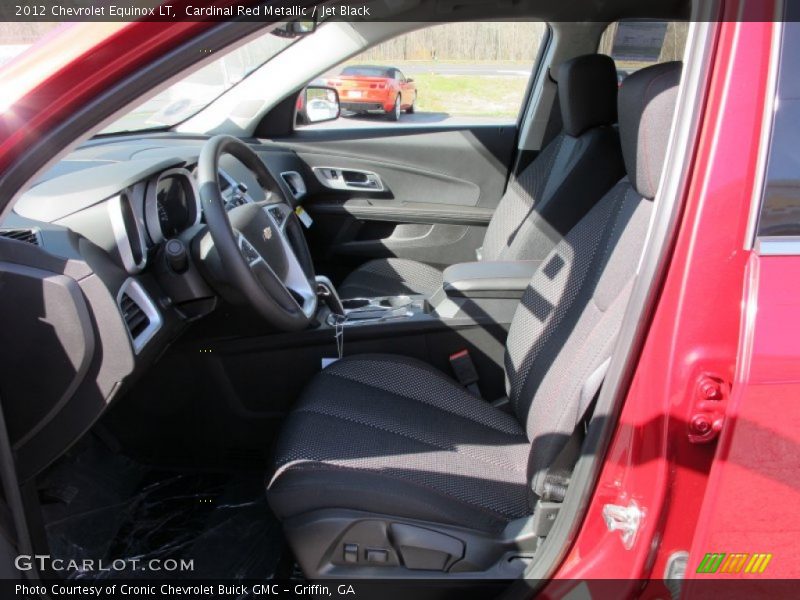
[357, 22, 548, 62]
[598, 22, 689, 63]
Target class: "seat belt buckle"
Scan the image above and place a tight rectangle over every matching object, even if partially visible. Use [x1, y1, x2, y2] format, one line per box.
[449, 349, 481, 398]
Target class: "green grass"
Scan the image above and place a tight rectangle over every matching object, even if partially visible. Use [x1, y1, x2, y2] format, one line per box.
[411, 73, 528, 118]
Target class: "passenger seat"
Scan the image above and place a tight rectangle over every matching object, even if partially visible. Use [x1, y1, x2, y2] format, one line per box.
[338, 53, 626, 298]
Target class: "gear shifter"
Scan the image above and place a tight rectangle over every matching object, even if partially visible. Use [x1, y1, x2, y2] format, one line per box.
[314, 275, 345, 317]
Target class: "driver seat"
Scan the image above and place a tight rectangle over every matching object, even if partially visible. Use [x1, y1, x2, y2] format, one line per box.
[267, 62, 682, 576]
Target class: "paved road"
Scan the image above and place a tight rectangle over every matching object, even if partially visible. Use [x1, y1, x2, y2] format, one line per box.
[400, 62, 531, 77]
[320, 62, 531, 80]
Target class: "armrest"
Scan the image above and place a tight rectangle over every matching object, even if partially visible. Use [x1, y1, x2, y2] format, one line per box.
[308, 199, 494, 226]
[442, 261, 540, 299]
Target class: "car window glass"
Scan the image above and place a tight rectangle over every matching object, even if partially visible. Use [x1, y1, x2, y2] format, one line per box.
[301, 21, 547, 129]
[598, 21, 688, 84]
[102, 32, 297, 133]
[756, 21, 800, 239]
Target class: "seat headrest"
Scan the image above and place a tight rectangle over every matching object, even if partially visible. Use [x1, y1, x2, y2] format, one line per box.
[618, 61, 683, 199]
[554, 54, 618, 137]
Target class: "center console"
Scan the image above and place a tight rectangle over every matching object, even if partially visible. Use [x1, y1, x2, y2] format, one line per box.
[332, 295, 420, 323]
[315, 260, 540, 330]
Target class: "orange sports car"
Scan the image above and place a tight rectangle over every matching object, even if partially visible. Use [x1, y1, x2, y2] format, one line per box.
[326, 65, 417, 121]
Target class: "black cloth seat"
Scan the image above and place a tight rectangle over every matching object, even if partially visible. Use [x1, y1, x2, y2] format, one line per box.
[267, 355, 531, 533]
[337, 53, 624, 299]
[268, 62, 683, 568]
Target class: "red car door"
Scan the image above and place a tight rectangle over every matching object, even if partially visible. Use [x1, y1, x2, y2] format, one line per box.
[395, 68, 413, 105]
[685, 15, 800, 588]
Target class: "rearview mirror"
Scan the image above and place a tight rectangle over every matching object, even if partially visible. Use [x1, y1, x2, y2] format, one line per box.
[271, 20, 317, 38]
[296, 86, 340, 126]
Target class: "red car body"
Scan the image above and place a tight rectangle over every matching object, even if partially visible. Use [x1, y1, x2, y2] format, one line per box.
[325, 65, 417, 117]
[1, 1, 798, 592]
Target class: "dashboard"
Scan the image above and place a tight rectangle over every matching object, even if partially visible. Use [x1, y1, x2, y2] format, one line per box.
[0, 134, 312, 481]
[11, 136, 306, 271]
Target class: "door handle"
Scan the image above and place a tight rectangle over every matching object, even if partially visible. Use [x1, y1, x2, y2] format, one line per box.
[312, 167, 384, 192]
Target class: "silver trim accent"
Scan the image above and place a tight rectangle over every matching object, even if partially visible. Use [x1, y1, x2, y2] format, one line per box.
[107, 193, 147, 274]
[144, 167, 201, 244]
[236, 203, 317, 320]
[312, 166, 384, 192]
[280, 171, 307, 200]
[314, 274, 344, 316]
[325, 295, 415, 326]
[116, 278, 162, 354]
[745, 18, 783, 250]
[755, 236, 800, 256]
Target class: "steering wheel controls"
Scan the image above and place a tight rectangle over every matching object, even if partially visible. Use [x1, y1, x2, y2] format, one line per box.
[237, 235, 262, 265]
[267, 205, 288, 228]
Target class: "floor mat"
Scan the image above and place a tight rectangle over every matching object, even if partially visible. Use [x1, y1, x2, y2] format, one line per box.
[41, 440, 287, 581]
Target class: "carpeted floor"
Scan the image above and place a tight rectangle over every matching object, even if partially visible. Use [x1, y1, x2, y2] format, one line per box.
[39, 437, 289, 581]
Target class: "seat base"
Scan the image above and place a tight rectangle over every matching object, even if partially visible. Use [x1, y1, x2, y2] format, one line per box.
[267, 355, 532, 533]
[283, 508, 539, 578]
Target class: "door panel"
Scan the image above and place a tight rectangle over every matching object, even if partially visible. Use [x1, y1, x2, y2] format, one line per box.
[273, 124, 517, 282]
[302, 150, 483, 206]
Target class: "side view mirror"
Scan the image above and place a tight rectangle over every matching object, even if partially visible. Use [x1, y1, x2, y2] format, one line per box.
[272, 20, 317, 39]
[406, 78, 414, 83]
[296, 86, 340, 126]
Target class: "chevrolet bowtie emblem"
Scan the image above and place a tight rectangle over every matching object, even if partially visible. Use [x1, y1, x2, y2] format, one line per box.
[262, 226, 273, 241]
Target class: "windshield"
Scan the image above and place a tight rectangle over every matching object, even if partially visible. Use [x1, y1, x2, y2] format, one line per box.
[102, 32, 297, 134]
[340, 66, 392, 78]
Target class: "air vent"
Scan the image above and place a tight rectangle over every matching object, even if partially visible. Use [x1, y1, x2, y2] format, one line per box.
[116, 278, 162, 354]
[119, 292, 149, 339]
[0, 228, 40, 246]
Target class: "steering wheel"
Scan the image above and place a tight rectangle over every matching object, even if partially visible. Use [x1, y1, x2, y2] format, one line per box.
[197, 135, 317, 331]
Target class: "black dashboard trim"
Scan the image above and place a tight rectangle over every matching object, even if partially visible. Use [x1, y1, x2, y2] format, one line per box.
[144, 166, 201, 244]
